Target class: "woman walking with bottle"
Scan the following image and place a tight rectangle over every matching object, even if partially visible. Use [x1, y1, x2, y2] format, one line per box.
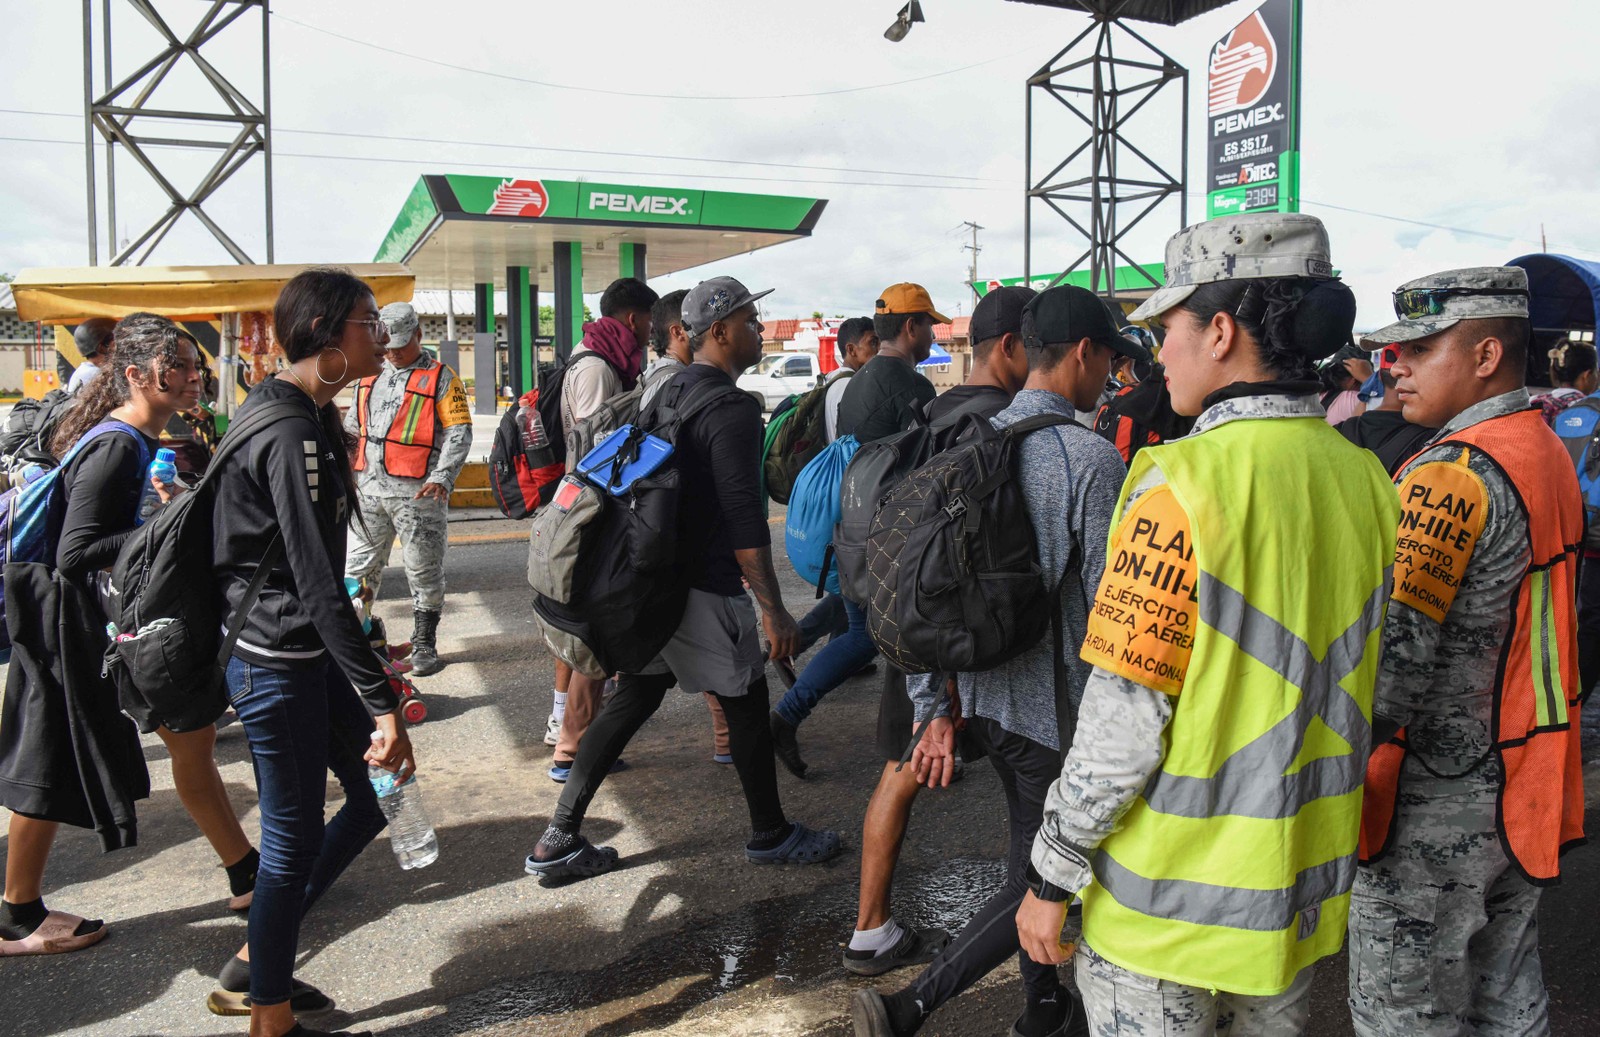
[206, 268, 416, 1037]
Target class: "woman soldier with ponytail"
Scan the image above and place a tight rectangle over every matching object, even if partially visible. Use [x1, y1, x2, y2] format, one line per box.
[206, 269, 414, 1037]
[1007, 215, 1401, 1037]
[0, 314, 260, 956]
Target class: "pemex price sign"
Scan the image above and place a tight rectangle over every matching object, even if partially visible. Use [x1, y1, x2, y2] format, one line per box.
[1205, 0, 1302, 218]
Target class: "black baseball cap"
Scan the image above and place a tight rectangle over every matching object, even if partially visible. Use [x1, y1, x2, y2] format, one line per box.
[1022, 285, 1152, 362]
[969, 285, 1037, 344]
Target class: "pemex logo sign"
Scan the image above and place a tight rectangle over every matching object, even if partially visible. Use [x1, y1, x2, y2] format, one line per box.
[1208, 11, 1277, 116]
[488, 179, 549, 218]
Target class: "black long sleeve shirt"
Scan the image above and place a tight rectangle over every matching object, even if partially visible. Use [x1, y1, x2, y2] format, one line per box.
[210, 378, 396, 715]
[53, 427, 157, 580]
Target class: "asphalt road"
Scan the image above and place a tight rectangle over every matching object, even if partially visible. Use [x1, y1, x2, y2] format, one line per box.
[4, 514, 1599, 1037]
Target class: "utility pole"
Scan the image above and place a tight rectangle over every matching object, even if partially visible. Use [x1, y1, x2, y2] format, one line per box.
[961, 221, 984, 303]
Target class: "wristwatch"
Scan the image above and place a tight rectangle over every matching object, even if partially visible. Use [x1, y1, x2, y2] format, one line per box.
[1026, 863, 1074, 903]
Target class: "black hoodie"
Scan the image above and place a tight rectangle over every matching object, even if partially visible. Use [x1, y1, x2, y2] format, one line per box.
[211, 377, 395, 714]
[1335, 409, 1437, 478]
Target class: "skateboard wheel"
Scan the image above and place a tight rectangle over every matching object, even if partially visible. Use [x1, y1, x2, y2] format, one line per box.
[402, 698, 428, 724]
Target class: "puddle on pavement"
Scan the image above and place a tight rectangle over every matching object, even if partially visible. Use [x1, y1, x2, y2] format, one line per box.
[408, 856, 1005, 1035]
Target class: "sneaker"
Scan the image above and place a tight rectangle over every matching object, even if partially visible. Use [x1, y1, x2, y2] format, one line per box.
[548, 762, 572, 783]
[842, 925, 951, 977]
[712, 752, 733, 765]
[544, 712, 561, 747]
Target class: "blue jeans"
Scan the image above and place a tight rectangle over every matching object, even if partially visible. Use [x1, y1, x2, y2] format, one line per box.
[796, 592, 848, 655]
[774, 597, 878, 728]
[227, 655, 385, 1006]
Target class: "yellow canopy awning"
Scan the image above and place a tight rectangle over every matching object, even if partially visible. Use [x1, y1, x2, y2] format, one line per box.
[12, 263, 415, 324]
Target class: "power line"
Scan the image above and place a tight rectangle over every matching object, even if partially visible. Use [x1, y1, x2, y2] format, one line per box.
[0, 134, 1001, 192]
[0, 107, 1004, 186]
[272, 12, 1039, 103]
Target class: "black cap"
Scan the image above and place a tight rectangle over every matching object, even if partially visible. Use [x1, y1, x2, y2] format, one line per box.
[1022, 285, 1152, 362]
[969, 285, 1037, 344]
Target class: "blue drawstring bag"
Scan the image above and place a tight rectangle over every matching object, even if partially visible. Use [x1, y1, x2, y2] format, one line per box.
[785, 434, 858, 596]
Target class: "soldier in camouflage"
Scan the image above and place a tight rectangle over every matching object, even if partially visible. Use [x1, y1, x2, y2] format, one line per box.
[1350, 267, 1585, 1037]
[344, 302, 473, 676]
[1016, 214, 1388, 1037]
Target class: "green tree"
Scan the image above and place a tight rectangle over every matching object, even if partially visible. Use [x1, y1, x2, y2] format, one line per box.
[537, 303, 593, 336]
[0, 273, 13, 283]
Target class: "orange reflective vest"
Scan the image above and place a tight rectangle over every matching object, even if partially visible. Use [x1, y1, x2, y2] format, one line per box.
[351, 365, 442, 480]
[1361, 407, 1586, 884]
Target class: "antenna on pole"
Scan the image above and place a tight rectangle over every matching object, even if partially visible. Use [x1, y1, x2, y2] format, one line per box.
[961, 221, 984, 303]
[1542, 223, 1548, 252]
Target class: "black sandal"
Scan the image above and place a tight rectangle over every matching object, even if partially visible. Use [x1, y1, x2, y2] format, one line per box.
[523, 837, 619, 881]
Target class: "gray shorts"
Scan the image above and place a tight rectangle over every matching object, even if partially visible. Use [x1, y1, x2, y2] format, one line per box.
[659, 589, 765, 696]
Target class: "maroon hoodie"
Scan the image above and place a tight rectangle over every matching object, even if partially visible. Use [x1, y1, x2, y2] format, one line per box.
[579, 316, 643, 390]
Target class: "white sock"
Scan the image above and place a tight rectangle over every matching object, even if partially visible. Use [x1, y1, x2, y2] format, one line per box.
[849, 917, 906, 955]
[552, 689, 567, 722]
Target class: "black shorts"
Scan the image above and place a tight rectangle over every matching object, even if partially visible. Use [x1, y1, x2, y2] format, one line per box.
[875, 667, 986, 764]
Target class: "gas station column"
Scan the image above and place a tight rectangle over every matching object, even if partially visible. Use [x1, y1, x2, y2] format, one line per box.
[471, 281, 496, 416]
[619, 242, 647, 281]
[553, 241, 582, 361]
[506, 265, 536, 397]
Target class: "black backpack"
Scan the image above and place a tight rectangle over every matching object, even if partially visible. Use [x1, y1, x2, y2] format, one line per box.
[100, 400, 301, 733]
[532, 380, 743, 677]
[833, 392, 1007, 604]
[763, 373, 844, 505]
[0, 389, 72, 471]
[863, 413, 1074, 674]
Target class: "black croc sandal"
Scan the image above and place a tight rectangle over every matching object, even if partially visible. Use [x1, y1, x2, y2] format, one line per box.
[523, 838, 620, 881]
[746, 822, 842, 865]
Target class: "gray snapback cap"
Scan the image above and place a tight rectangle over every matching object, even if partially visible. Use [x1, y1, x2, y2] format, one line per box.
[1129, 213, 1336, 323]
[682, 276, 775, 335]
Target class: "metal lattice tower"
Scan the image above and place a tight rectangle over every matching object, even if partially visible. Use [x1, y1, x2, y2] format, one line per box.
[82, 0, 273, 266]
[1025, 7, 1187, 298]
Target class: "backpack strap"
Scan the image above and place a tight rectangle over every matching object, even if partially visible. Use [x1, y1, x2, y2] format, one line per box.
[217, 535, 284, 667]
[651, 379, 745, 439]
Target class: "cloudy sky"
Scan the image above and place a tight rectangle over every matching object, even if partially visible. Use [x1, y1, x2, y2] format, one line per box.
[4, 0, 1598, 332]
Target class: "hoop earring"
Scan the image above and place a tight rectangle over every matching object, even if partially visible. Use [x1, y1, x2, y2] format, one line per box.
[315, 348, 350, 386]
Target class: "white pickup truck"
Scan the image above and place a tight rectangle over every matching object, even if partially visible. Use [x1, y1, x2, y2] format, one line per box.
[737, 352, 821, 411]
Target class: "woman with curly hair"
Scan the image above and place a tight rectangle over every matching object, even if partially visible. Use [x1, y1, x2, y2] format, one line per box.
[0, 312, 259, 956]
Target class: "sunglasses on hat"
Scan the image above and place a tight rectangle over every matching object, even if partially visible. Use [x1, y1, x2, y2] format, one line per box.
[1392, 286, 1529, 321]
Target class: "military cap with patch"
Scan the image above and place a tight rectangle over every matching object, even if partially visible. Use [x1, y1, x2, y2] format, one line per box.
[1129, 213, 1336, 323]
[1365, 266, 1530, 345]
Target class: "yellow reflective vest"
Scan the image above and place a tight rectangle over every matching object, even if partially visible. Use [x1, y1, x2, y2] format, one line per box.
[1080, 409, 1401, 995]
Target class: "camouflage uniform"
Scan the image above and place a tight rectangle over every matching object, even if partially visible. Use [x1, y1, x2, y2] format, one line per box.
[1034, 394, 1328, 1037]
[343, 320, 473, 613]
[1349, 268, 1555, 1037]
[1031, 213, 1360, 1037]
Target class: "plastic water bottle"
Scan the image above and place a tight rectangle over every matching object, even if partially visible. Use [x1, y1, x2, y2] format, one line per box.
[139, 447, 178, 521]
[368, 732, 439, 869]
[518, 402, 548, 451]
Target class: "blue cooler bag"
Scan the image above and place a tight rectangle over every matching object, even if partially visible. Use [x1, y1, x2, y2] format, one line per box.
[785, 434, 858, 596]
[576, 424, 674, 496]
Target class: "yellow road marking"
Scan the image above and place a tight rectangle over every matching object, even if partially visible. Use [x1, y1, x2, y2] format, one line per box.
[448, 530, 528, 546]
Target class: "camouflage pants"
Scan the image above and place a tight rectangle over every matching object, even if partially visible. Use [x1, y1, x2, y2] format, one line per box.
[1348, 774, 1548, 1037]
[1075, 942, 1314, 1037]
[344, 493, 449, 612]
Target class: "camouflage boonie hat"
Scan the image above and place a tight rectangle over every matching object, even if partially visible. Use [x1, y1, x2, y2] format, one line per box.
[379, 301, 419, 345]
[1129, 213, 1336, 322]
[1365, 266, 1530, 345]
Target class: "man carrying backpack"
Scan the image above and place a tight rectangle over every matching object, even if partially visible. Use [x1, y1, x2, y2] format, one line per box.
[524, 276, 842, 880]
[853, 284, 1136, 1037]
[770, 285, 946, 773]
[842, 283, 1035, 977]
[342, 302, 473, 676]
[545, 278, 658, 781]
[836, 283, 944, 443]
